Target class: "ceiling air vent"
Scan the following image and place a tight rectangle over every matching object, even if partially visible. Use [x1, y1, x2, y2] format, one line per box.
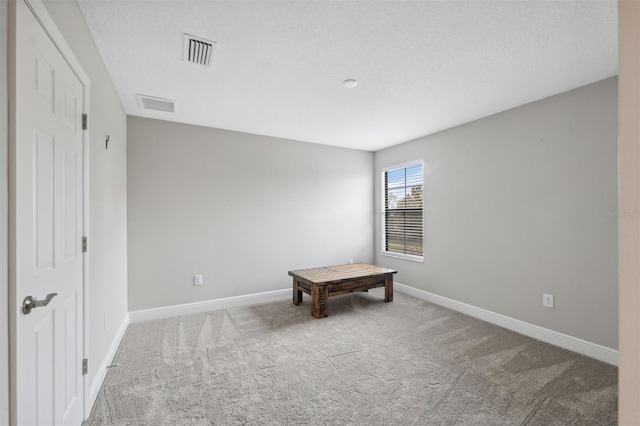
[136, 94, 176, 113]
[184, 34, 216, 67]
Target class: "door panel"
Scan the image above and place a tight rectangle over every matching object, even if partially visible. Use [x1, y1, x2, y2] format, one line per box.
[35, 54, 55, 112]
[34, 130, 55, 272]
[63, 148, 77, 261]
[34, 311, 54, 425]
[14, 1, 85, 424]
[62, 292, 78, 417]
[62, 88, 77, 130]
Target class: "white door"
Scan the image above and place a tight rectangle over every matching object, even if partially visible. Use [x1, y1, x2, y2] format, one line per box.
[13, 0, 85, 424]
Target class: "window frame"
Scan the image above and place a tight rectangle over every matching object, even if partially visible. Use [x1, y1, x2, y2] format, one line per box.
[381, 160, 424, 263]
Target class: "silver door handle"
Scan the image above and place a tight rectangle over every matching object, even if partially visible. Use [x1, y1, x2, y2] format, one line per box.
[22, 293, 57, 315]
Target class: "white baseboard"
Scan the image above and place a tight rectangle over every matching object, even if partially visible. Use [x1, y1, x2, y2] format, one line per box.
[128, 288, 291, 324]
[89, 313, 130, 409]
[395, 283, 619, 366]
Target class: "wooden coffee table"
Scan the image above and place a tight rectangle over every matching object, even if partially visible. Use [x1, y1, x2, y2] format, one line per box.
[288, 263, 397, 318]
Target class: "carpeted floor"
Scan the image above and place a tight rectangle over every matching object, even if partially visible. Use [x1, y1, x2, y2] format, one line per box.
[84, 289, 617, 425]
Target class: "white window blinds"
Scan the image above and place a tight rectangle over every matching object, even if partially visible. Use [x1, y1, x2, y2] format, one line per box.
[384, 163, 423, 258]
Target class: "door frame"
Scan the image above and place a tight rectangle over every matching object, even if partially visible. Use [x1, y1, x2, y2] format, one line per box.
[7, 0, 91, 422]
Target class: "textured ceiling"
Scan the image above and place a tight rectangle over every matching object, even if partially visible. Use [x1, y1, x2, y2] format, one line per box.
[78, 1, 618, 151]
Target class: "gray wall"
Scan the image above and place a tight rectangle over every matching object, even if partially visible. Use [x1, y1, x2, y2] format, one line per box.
[43, 0, 128, 386]
[127, 117, 374, 311]
[0, 2, 8, 423]
[374, 77, 618, 349]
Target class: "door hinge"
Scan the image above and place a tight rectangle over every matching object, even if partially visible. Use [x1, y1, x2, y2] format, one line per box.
[82, 114, 88, 130]
[82, 358, 88, 375]
[82, 236, 87, 253]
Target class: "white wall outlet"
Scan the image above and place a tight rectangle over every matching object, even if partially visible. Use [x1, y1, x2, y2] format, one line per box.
[194, 274, 203, 286]
[348, 259, 354, 264]
[543, 293, 554, 308]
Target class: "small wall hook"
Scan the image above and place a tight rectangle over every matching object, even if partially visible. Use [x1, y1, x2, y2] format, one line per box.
[105, 135, 110, 150]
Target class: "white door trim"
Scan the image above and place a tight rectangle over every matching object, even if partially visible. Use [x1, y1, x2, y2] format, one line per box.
[8, 0, 91, 422]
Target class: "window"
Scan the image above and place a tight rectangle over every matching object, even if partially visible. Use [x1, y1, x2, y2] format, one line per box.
[382, 162, 423, 261]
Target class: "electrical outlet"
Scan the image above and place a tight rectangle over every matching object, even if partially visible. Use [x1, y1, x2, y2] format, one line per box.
[348, 259, 354, 264]
[194, 274, 203, 286]
[543, 293, 554, 308]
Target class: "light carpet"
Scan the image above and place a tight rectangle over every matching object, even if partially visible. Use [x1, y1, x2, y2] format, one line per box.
[84, 289, 617, 425]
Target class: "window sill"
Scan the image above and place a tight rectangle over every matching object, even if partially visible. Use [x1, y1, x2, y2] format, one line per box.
[382, 251, 424, 263]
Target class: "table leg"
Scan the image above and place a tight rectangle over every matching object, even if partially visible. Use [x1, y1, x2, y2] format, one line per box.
[384, 274, 393, 302]
[292, 278, 302, 306]
[311, 284, 328, 318]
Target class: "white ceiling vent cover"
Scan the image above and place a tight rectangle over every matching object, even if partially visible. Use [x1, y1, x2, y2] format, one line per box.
[136, 94, 176, 113]
[184, 34, 216, 67]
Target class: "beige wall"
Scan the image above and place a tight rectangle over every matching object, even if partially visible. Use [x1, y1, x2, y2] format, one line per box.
[127, 117, 374, 311]
[42, 0, 128, 390]
[618, 1, 640, 423]
[375, 78, 618, 350]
